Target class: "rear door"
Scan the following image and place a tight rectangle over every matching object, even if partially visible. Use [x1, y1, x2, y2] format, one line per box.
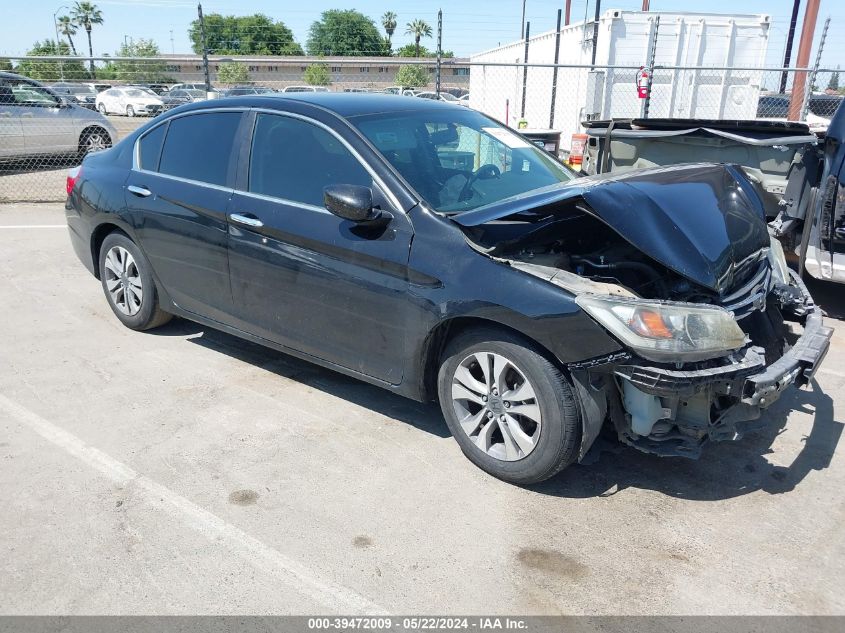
[226, 111, 413, 383]
[124, 109, 245, 321]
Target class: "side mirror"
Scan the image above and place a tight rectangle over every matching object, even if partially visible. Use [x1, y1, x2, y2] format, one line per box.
[324, 184, 391, 226]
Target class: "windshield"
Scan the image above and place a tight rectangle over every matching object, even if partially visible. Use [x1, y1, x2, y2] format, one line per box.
[65, 85, 95, 95]
[351, 108, 575, 213]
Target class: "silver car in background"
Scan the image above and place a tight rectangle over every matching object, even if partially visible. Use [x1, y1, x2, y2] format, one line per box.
[0, 71, 116, 161]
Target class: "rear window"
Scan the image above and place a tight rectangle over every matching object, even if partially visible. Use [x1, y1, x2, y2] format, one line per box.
[158, 112, 241, 186]
[138, 123, 168, 171]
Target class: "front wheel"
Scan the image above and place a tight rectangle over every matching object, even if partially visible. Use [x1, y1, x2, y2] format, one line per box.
[437, 328, 581, 485]
[126, 105, 135, 117]
[98, 232, 172, 331]
[97, 102, 107, 115]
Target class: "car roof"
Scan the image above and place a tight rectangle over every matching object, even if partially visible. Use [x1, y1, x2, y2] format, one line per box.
[234, 92, 460, 117]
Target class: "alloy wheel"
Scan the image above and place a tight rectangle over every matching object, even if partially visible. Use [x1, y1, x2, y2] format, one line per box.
[84, 132, 109, 154]
[451, 352, 542, 461]
[126, 105, 135, 117]
[98, 103, 106, 115]
[103, 246, 143, 316]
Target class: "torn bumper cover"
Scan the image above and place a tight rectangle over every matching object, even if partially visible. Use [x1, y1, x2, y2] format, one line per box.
[576, 273, 832, 459]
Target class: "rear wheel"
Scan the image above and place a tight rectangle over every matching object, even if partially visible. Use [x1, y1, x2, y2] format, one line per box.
[78, 127, 112, 159]
[437, 328, 581, 485]
[98, 233, 171, 331]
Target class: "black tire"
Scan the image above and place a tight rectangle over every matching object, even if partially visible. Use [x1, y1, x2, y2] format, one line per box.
[98, 232, 172, 331]
[437, 328, 581, 485]
[97, 102, 107, 115]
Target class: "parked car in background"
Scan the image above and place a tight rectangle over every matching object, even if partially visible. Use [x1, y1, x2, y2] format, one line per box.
[96, 86, 164, 117]
[161, 88, 206, 110]
[0, 71, 115, 161]
[169, 83, 213, 93]
[757, 93, 843, 120]
[416, 91, 460, 103]
[65, 93, 830, 484]
[402, 89, 420, 97]
[221, 85, 276, 97]
[49, 83, 98, 109]
[281, 86, 329, 93]
[458, 94, 471, 106]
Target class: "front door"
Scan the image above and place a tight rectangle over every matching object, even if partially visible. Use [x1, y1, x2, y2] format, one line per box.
[227, 111, 413, 384]
[124, 110, 244, 321]
[0, 82, 23, 158]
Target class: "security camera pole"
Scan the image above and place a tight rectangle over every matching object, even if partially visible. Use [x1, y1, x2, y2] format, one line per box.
[197, 2, 213, 98]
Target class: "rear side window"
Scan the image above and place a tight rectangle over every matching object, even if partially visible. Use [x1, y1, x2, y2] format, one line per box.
[159, 112, 241, 187]
[248, 113, 371, 207]
[138, 123, 167, 171]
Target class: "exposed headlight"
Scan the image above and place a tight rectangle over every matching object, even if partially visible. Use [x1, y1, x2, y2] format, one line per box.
[768, 236, 790, 285]
[576, 295, 747, 362]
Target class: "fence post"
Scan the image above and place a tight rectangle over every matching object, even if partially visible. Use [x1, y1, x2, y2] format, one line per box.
[521, 21, 530, 120]
[436, 9, 442, 97]
[801, 15, 830, 121]
[550, 9, 562, 128]
[641, 15, 660, 118]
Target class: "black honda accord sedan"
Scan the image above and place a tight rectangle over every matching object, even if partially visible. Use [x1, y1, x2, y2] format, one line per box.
[65, 94, 832, 484]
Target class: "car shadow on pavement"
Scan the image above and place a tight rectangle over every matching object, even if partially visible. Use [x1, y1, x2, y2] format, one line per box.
[154, 319, 450, 439]
[530, 379, 841, 500]
[804, 275, 845, 320]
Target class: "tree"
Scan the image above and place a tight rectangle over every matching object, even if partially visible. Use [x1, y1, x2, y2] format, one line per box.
[16, 40, 87, 81]
[382, 11, 397, 49]
[828, 67, 840, 92]
[70, 1, 104, 75]
[188, 13, 302, 56]
[304, 62, 330, 86]
[405, 19, 432, 57]
[217, 61, 249, 84]
[56, 16, 79, 56]
[396, 44, 453, 58]
[0, 59, 13, 72]
[307, 10, 389, 56]
[97, 39, 172, 82]
[395, 64, 429, 89]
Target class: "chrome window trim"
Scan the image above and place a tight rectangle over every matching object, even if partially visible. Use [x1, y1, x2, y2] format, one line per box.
[132, 105, 404, 213]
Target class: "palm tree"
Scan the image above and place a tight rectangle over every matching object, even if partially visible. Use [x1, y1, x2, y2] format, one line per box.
[70, 1, 103, 74]
[56, 16, 78, 56]
[382, 11, 397, 49]
[405, 19, 432, 57]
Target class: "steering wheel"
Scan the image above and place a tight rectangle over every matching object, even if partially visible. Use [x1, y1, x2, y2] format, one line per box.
[459, 164, 501, 201]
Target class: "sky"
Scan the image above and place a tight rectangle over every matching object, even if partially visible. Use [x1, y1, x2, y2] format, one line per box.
[2, 0, 844, 69]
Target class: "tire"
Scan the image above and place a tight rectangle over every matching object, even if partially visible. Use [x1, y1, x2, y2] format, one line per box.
[98, 232, 172, 331]
[78, 127, 112, 159]
[97, 102, 107, 115]
[437, 328, 581, 485]
[126, 105, 135, 117]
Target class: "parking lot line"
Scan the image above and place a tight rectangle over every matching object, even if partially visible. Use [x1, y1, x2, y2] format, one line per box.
[0, 225, 66, 229]
[0, 393, 386, 615]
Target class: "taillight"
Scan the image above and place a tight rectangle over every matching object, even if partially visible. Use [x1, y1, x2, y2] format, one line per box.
[66, 166, 82, 196]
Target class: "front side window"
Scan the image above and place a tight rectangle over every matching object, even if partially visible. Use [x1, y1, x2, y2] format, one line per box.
[158, 112, 241, 186]
[351, 108, 575, 213]
[2, 79, 60, 106]
[249, 113, 371, 207]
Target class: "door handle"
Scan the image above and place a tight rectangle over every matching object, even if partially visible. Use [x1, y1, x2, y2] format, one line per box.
[229, 212, 264, 228]
[21, 113, 34, 118]
[127, 185, 152, 197]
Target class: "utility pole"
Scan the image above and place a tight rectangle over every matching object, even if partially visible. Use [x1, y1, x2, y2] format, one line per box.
[590, 0, 602, 68]
[520, 0, 526, 39]
[435, 9, 442, 98]
[197, 2, 212, 96]
[779, 0, 801, 94]
[170, 29, 174, 54]
[788, 0, 820, 120]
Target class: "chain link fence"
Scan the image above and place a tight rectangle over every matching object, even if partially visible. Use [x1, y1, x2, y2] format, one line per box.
[1, 56, 841, 203]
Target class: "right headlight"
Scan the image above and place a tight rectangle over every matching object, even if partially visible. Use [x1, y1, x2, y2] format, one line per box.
[576, 295, 747, 362]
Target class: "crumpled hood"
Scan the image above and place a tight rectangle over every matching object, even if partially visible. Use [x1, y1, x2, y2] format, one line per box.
[453, 163, 770, 295]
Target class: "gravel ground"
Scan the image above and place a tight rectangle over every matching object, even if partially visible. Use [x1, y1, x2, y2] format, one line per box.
[0, 203, 844, 615]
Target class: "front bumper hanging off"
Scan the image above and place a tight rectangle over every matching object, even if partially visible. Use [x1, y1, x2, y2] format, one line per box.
[580, 272, 833, 459]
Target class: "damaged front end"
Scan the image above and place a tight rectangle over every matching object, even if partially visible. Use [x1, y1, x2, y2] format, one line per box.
[454, 164, 833, 459]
